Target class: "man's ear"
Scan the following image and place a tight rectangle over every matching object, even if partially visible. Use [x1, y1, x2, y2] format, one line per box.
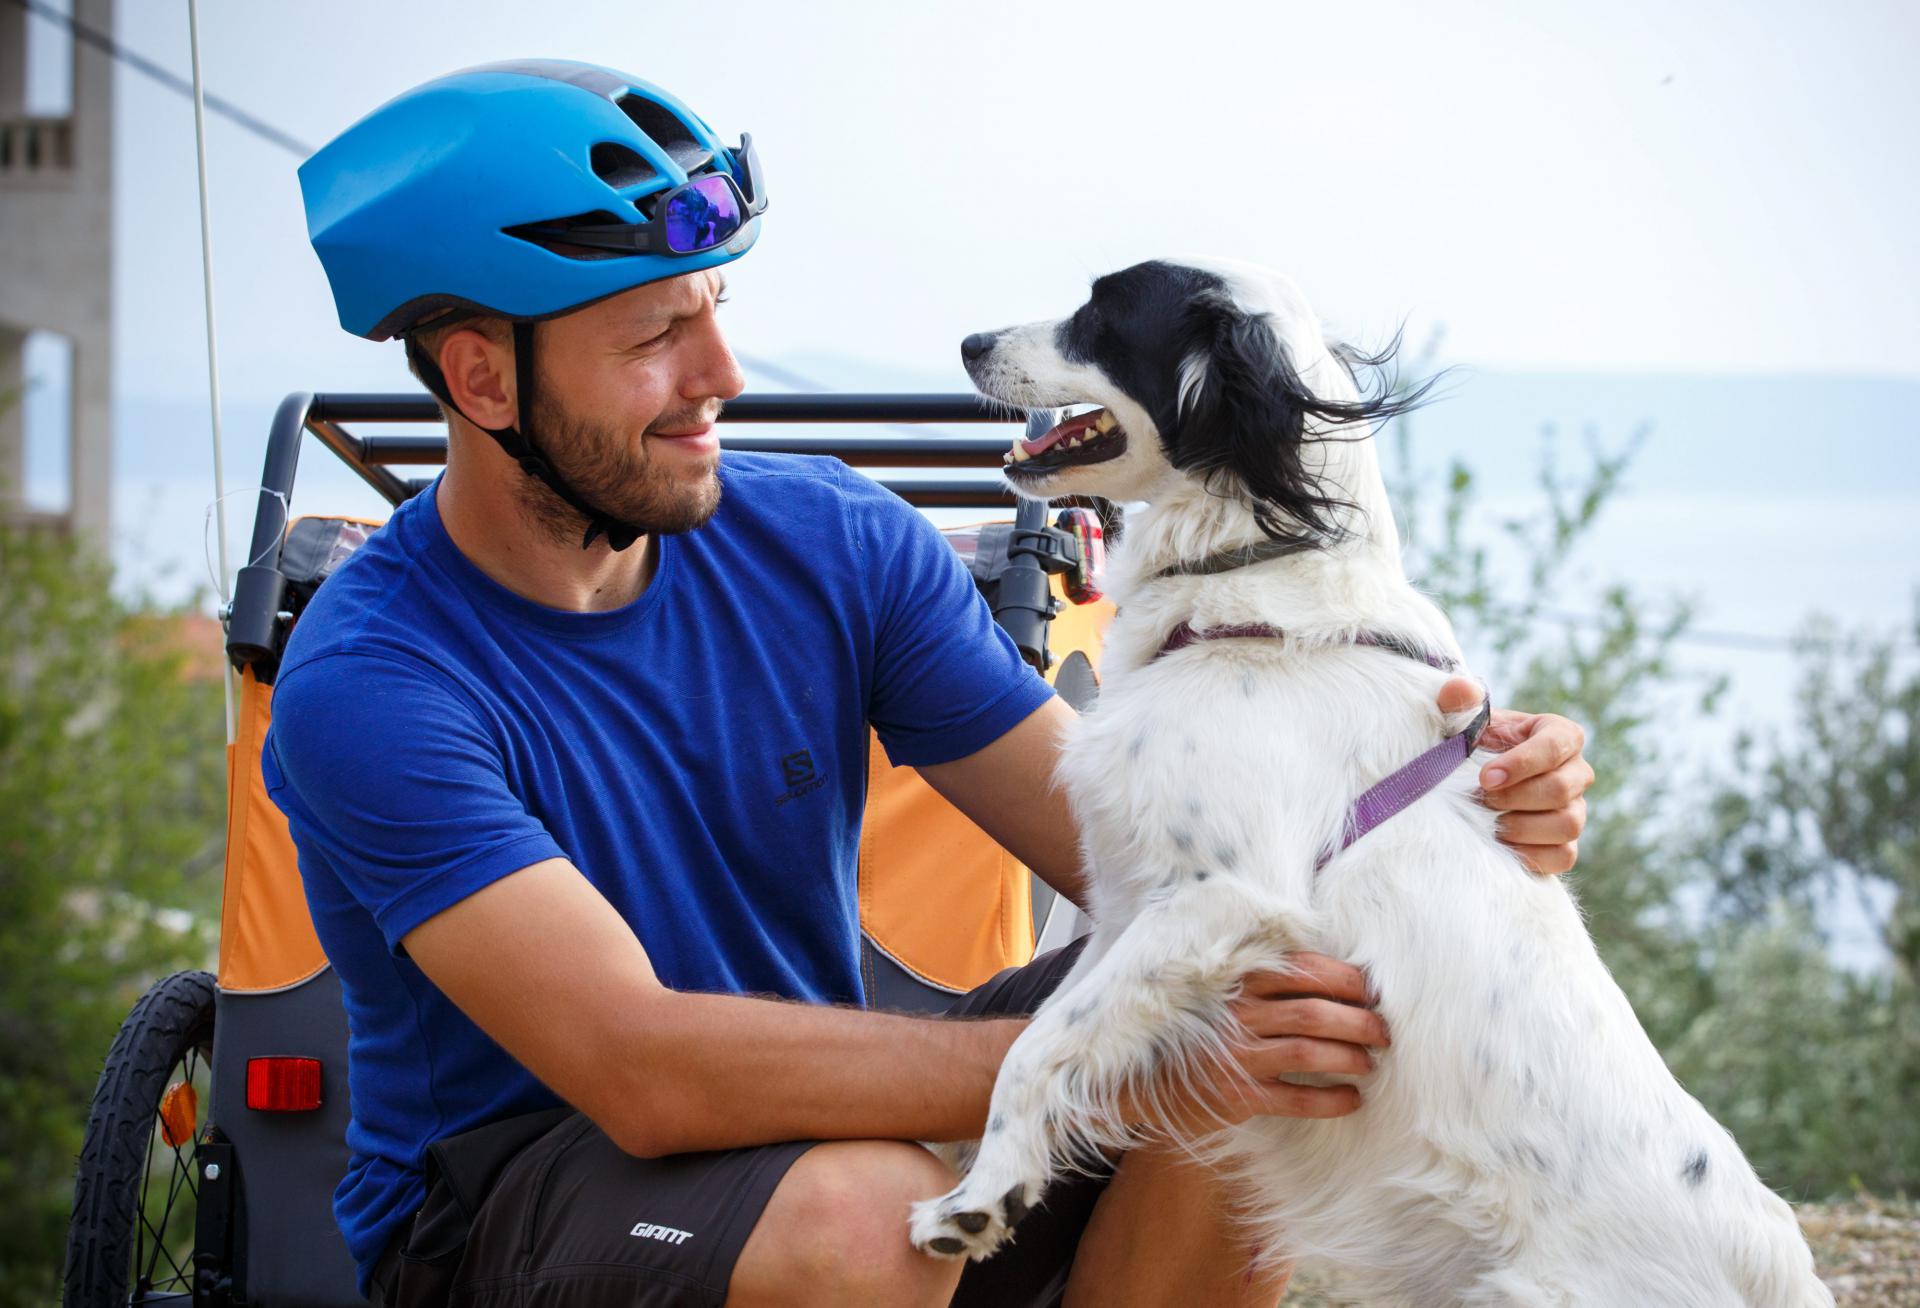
[1170, 302, 1349, 544]
[438, 328, 518, 430]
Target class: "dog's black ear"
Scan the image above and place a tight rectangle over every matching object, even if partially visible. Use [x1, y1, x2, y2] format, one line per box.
[1168, 301, 1351, 544]
[1170, 301, 1436, 545]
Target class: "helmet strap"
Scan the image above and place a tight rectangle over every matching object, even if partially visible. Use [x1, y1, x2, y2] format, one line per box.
[405, 322, 645, 552]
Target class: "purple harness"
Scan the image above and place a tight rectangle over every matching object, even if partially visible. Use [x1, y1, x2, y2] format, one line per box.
[1154, 621, 1492, 871]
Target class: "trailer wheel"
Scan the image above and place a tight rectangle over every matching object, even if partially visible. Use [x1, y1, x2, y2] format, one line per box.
[63, 970, 218, 1307]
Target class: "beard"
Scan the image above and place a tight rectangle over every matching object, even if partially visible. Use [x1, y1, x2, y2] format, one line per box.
[512, 390, 724, 548]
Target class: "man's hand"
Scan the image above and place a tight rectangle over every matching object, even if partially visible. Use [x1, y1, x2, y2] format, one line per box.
[1437, 678, 1592, 876]
[1123, 954, 1388, 1136]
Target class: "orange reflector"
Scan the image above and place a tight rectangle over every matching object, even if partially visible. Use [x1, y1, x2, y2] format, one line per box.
[158, 1080, 198, 1148]
[245, 1057, 323, 1112]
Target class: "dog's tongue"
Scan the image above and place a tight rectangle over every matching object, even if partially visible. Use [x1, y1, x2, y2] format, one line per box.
[1021, 410, 1105, 457]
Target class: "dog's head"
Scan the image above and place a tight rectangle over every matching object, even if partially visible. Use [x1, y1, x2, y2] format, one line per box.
[964, 258, 1425, 544]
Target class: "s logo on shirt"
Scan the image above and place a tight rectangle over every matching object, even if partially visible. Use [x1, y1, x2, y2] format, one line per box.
[775, 749, 824, 807]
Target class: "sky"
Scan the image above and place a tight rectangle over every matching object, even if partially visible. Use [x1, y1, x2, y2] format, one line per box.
[10, 0, 1915, 963]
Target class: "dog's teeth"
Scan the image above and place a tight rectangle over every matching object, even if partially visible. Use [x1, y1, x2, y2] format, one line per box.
[1094, 410, 1117, 432]
[1009, 442, 1029, 463]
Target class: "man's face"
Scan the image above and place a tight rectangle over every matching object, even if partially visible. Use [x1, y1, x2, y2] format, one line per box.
[520, 270, 744, 542]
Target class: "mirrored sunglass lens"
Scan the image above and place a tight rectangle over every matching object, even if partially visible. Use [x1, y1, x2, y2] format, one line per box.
[664, 177, 741, 253]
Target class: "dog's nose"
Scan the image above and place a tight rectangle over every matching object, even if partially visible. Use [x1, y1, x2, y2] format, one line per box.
[960, 332, 996, 365]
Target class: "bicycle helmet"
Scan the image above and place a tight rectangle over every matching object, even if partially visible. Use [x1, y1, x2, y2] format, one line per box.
[299, 60, 767, 549]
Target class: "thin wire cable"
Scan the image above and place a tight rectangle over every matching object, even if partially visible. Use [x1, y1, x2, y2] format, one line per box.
[203, 486, 288, 596]
[187, 0, 235, 745]
[11, 0, 313, 154]
[1481, 602, 1920, 655]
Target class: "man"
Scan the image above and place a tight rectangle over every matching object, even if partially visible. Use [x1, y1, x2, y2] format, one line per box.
[281, 61, 1593, 1307]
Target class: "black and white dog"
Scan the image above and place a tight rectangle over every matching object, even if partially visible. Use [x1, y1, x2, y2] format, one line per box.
[908, 258, 1831, 1306]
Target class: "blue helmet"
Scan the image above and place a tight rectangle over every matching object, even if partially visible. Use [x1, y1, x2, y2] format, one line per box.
[300, 59, 765, 341]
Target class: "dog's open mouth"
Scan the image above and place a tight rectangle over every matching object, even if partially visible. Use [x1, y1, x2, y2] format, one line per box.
[1003, 405, 1128, 477]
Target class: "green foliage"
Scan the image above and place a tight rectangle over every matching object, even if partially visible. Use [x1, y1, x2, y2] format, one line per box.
[1703, 615, 1920, 979]
[0, 524, 225, 1298]
[1664, 918, 1920, 1197]
[1682, 615, 1920, 1196]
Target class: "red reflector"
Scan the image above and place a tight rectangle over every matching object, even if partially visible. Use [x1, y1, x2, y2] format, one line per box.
[246, 1057, 323, 1112]
[1055, 508, 1106, 604]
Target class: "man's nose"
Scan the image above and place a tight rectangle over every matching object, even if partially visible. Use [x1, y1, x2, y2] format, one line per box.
[689, 314, 747, 402]
[960, 332, 997, 365]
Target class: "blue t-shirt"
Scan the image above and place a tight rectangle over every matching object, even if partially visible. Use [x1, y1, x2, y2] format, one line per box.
[262, 453, 1052, 1293]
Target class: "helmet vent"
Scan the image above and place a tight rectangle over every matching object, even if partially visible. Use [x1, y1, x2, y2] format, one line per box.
[590, 143, 658, 190]
[502, 210, 633, 261]
[616, 94, 709, 171]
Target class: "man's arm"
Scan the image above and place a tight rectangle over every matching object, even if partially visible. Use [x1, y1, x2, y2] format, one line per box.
[403, 853, 1381, 1157]
[916, 696, 1090, 905]
[401, 856, 1022, 1158]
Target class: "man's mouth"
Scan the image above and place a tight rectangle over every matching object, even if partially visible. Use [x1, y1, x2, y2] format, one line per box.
[1004, 405, 1128, 477]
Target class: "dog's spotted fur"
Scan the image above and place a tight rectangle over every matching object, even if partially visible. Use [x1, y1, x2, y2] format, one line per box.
[910, 258, 1831, 1306]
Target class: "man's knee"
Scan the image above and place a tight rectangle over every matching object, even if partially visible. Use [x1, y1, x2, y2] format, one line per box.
[730, 1140, 964, 1307]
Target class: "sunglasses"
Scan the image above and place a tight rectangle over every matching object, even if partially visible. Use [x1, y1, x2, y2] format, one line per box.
[526, 134, 767, 257]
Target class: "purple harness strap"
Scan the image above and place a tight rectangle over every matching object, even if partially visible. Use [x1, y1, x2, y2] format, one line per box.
[1152, 621, 1490, 872]
[1316, 698, 1492, 870]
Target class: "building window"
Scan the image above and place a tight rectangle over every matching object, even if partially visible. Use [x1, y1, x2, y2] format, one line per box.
[24, 0, 75, 119]
[22, 329, 74, 514]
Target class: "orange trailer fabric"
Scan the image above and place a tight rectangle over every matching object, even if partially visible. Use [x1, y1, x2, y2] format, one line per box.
[857, 735, 1033, 994]
[218, 666, 328, 992]
[857, 579, 1110, 993]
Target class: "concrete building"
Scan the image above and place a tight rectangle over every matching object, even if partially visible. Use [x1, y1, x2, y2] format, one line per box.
[0, 0, 113, 544]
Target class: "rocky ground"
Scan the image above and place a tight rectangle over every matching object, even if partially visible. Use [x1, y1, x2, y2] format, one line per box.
[1278, 1195, 1920, 1306]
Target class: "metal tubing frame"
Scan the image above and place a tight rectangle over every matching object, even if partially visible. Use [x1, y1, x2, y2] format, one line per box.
[226, 391, 1040, 672]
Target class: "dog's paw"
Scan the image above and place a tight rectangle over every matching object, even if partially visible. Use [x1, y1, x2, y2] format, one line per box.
[909, 1179, 1039, 1261]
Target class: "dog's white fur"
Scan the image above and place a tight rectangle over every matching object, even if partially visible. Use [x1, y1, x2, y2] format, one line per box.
[909, 259, 1830, 1306]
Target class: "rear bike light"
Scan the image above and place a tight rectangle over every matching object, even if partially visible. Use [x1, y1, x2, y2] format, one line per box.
[1054, 508, 1105, 604]
[246, 1057, 323, 1112]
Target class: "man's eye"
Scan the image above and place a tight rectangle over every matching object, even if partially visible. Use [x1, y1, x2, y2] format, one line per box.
[633, 328, 670, 350]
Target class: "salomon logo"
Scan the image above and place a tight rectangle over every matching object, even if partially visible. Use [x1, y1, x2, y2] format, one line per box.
[774, 748, 825, 807]
[630, 1221, 694, 1245]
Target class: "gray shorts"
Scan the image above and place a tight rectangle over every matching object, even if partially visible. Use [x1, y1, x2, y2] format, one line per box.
[370, 939, 1103, 1308]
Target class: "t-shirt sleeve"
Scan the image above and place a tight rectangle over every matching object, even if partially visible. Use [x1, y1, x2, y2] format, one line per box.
[841, 464, 1055, 767]
[262, 652, 567, 953]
